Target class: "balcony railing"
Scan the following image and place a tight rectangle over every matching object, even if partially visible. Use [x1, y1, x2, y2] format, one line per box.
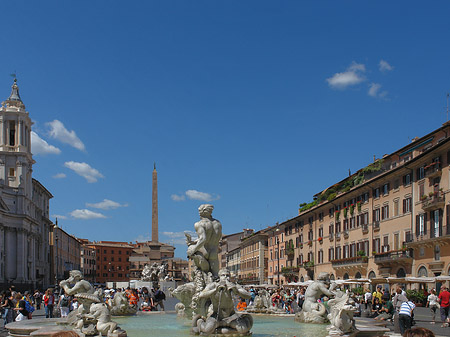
[331, 256, 368, 267]
[425, 162, 441, 178]
[343, 230, 349, 239]
[362, 224, 369, 234]
[335, 232, 341, 241]
[422, 191, 445, 211]
[406, 226, 450, 244]
[329, 233, 334, 241]
[373, 222, 380, 231]
[374, 249, 413, 264]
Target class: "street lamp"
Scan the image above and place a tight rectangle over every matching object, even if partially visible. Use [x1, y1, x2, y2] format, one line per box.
[54, 221, 59, 288]
[275, 228, 280, 285]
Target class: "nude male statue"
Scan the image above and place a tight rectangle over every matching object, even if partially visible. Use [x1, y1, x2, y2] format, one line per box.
[186, 204, 222, 277]
[193, 269, 253, 335]
[302, 272, 336, 314]
[59, 270, 94, 296]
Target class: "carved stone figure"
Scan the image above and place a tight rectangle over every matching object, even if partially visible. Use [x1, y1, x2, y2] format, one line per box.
[173, 205, 253, 335]
[327, 291, 358, 336]
[246, 289, 284, 314]
[159, 262, 169, 281]
[87, 303, 117, 336]
[295, 272, 336, 324]
[192, 269, 253, 336]
[108, 292, 137, 316]
[175, 302, 186, 317]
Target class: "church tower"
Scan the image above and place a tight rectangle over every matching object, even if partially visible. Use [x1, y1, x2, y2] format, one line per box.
[0, 78, 34, 196]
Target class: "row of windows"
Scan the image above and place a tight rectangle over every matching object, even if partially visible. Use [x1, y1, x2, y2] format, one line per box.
[97, 256, 129, 262]
[96, 248, 130, 255]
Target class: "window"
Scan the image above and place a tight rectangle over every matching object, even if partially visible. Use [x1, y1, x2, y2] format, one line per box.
[319, 212, 324, 222]
[382, 205, 389, 220]
[403, 174, 411, 186]
[363, 192, 369, 202]
[403, 198, 412, 213]
[329, 224, 334, 235]
[103, 250, 106, 254]
[350, 217, 355, 229]
[111, 257, 114, 262]
[118, 257, 122, 262]
[373, 208, 381, 222]
[394, 200, 399, 216]
[9, 121, 15, 146]
[103, 257, 106, 261]
[418, 166, 425, 180]
[374, 188, 380, 198]
[416, 214, 426, 236]
[336, 246, 341, 259]
[318, 250, 323, 264]
[382, 183, 389, 195]
[393, 179, 399, 190]
[111, 250, 114, 254]
[328, 248, 334, 261]
[318, 227, 323, 238]
[383, 235, 389, 252]
[435, 245, 441, 261]
[8, 168, 15, 177]
[373, 238, 381, 253]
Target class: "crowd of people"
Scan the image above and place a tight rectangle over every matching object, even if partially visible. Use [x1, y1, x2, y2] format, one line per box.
[1, 284, 167, 326]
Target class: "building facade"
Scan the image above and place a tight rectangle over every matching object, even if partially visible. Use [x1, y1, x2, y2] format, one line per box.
[0, 79, 53, 290]
[238, 228, 270, 285]
[78, 238, 96, 283]
[51, 225, 81, 284]
[267, 122, 450, 286]
[90, 241, 133, 284]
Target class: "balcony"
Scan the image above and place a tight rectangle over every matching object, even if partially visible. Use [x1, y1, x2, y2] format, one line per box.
[335, 232, 341, 241]
[406, 225, 450, 248]
[374, 249, 413, 267]
[425, 162, 441, 179]
[331, 256, 368, 270]
[422, 191, 445, 211]
[373, 222, 380, 231]
[329, 233, 334, 241]
[343, 230, 349, 239]
[362, 224, 369, 234]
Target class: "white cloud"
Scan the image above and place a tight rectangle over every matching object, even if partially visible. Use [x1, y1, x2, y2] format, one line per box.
[326, 62, 366, 89]
[161, 231, 198, 245]
[186, 189, 220, 202]
[135, 234, 151, 242]
[379, 60, 394, 72]
[53, 173, 66, 179]
[368, 83, 388, 99]
[51, 214, 67, 220]
[64, 161, 104, 183]
[86, 199, 128, 210]
[31, 131, 61, 155]
[171, 194, 186, 201]
[47, 120, 85, 151]
[70, 209, 106, 219]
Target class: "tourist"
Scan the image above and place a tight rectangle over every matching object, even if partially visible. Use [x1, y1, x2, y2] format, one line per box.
[128, 289, 138, 308]
[43, 289, 55, 318]
[438, 285, 450, 327]
[14, 293, 30, 321]
[403, 327, 435, 337]
[153, 286, 166, 311]
[58, 292, 70, 318]
[22, 291, 35, 319]
[33, 290, 42, 310]
[364, 288, 372, 309]
[249, 287, 256, 306]
[1, 290, 15, 325]
[398, 297, 415, 335]
[371, 298, 382, 318]
[374, 298, 394, 321]
[236, 298, 247, 311]
[372, 286, 383, 304]
[426, 289, 439, 324]
[283, 289, 294, 314]
[382, 288, 390, 301]
[297, 287, 305, 309]
[393, 287, 408, 313]
[271, 289, 281, 308]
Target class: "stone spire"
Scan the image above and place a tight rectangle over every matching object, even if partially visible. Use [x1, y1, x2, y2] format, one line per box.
[152, 163, 159, 242]
[3, 78, 25, 109]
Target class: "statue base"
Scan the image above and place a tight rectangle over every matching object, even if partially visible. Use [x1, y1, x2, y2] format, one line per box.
[295, 310, 329, 324]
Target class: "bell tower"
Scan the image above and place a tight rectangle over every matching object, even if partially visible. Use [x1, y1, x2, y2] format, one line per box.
[0, 78, 34, 196]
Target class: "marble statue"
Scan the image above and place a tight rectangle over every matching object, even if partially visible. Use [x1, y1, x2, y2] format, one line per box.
[246, 289, 284, 314]
[158, 261, 169, 281]
[175, 302, 186, 317]
[141, 261, 170, 287]
[192, 269, 253, 336]
[173, 204, 253, 335]
[59, 270, 126, 336]
[108, 292, 137, 316]
[295, 272, 336, 324]
[327, 291, 358, 336]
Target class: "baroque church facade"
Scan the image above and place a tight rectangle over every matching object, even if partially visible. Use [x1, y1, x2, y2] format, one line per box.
[0, 79, 53, 290]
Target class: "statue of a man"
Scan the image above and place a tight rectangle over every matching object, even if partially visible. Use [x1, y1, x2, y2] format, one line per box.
[193, 268, 253, 335]
[186, 204, 222, 277]
[59, 270, 94, 296]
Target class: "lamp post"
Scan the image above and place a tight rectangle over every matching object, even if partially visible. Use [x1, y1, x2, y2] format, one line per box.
[54, 221, 59, 287]
[275, 228, 280, 285]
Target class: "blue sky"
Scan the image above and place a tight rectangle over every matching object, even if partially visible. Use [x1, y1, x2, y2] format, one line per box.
[1, 1, 449, 258]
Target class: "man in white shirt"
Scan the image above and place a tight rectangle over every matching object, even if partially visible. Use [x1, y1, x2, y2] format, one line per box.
[398, 299, 415, 335]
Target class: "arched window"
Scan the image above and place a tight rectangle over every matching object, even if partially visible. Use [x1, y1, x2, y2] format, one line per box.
[397, 268, 406, 278]
[368, 271, 376, 279]
[355, 272, 362, 279]
[344, 273, 349, 280]
[418, 266, 428, 277]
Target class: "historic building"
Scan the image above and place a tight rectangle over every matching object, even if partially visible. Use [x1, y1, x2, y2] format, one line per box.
[267, 122, 450, 285]
[0, 79, 53, 290]
[238, 228, 270, 285]
[89, 241, 134, 284]
[218, 229, 253, 270]
[78, 238, 96, 283]
[50, 223, 81, 283]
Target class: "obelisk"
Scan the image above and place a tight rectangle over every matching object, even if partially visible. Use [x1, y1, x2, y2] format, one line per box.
[152, 163, 159, 242]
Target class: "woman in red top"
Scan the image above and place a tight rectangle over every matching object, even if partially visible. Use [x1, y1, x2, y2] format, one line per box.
[43, 289, 55, 318]
[438, 285, 450, 327]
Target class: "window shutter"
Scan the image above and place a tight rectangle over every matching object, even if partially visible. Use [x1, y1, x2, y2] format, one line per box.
[403, 199, 406, 213]
[439, 209, 443, 228]
[447, 205, 450, 226]
[387, 205, 389, 218]
[416, 215, 420, 236]
[424, 213, 428, 234]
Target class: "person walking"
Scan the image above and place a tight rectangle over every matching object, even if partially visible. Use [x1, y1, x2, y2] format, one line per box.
[43, 289, 55, 318]
[57, 293, 70, 318]
[398, 298, 415, 335]
[153, 287, 166, 311]
[426, 289, 439, 324]
[438, 285, 450, 327]
[14, 293, 30, 321]
[1, 291, 15, 325]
